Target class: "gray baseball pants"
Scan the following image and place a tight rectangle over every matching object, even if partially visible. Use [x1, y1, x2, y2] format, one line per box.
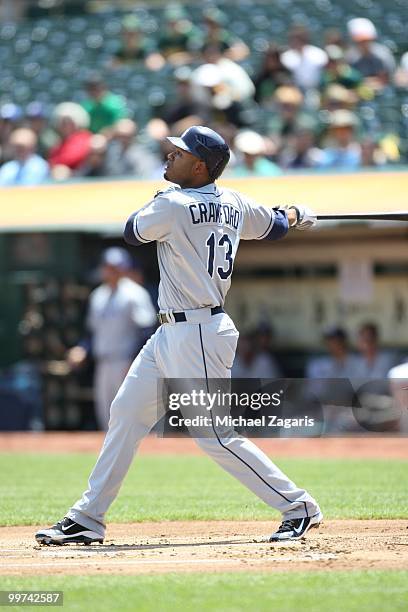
[68, 310, 320, 536]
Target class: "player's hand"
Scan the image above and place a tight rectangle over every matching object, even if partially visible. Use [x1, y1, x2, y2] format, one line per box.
[66, 346, 87, 369]
[288, 205, 317, 231]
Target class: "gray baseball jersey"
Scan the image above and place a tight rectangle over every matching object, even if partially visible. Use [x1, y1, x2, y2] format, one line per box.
[88, 277, 156, 360]
[125, 183, 288, 311]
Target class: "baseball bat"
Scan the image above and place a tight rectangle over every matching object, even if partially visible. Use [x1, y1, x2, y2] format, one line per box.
[317, 212, 408, 221]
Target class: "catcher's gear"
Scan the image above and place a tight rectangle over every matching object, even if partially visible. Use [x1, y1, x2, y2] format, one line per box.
[167, 125, 230, 180]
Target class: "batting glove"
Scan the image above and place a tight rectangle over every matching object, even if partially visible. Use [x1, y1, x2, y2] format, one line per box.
[288, 205, 317, 231]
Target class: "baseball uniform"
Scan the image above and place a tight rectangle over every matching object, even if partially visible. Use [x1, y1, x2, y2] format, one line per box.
[66, 182, 321, 536]
[88, 276, 156, 429]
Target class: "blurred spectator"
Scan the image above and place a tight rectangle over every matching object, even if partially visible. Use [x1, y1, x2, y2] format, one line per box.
[360, 136, 387, 167]
[320, 84, 358, 112]
[0, 128, 49, 186]
[266, 86, 318, 149]
[279, 127, 322, 169]
[25, 102, 59, 159]
[317, 109, 361, 169]
[232, 332, 281, 379]
[253, 323, 282, 376]
[155, 5, 203, 66]
[190, 63, 250, 127]
[201, 44, 255, 103]
[110, 14, 157, 70]
[281, 24, 327, 92]
[67, 248, 156, 430]
[48, 102, 92, 179]
[201, 7, 249, 62]
[320, 45, 363, 91]
[104, 119, 160, 178]
[346, 18, 395, 90]
[81, 74, 127, 135]
[254, 44, 292, 104]
[306, 326, 358, 380]
[162, 67, 201, 127]
[324, 28, 347, 51]
[77, 134, 108, 178]
[0, 103, 23, 164]
[354, 322, 396, 379]
[395, 52, 408, 88]
[232, 130, 281, 177]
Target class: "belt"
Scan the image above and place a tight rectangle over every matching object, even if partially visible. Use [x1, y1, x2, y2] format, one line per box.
[158, 306, 224, 325]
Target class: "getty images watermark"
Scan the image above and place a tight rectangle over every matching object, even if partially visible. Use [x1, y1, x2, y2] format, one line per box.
[156, 378, 408, 437]
[167, 388, 315, 430]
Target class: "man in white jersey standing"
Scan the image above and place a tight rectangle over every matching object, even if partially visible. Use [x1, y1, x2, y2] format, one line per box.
[36, 126, 322, 545]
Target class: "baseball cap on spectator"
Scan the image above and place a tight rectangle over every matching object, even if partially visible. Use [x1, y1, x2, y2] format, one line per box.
[192, 63, 223, 88]
[347, 18, 377, 42]
[325, 84, 358, 108]
[203, 7, 227, 26]
[26, 101, 46, 118]
[122, 14, 141, 31]
[52, 102, 90, 129]
[234, 130, 266, 155]
[164, 5, 187, 22]
[329, 109, 358, 127]
[323, 326, 348, 341]
[274, 86, 304, 107]
[325, 44, 344, 62]
[101, 248, 132, 270]
[0, 103, 23, 121]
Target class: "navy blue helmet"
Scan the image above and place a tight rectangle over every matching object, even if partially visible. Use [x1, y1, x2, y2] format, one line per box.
[167, 125, 230, 180]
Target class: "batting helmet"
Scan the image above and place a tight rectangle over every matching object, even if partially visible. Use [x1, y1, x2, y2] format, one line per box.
[167, 125, 230, 180]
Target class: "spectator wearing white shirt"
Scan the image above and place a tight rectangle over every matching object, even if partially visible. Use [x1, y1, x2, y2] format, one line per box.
[281, 24, 327, 92]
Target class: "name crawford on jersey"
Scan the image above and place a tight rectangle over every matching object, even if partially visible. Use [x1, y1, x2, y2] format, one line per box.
[188, 202, 241, 229]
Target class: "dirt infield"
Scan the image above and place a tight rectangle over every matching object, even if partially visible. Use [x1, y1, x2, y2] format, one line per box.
[1, 521, 407, 576]
[1, 433, 408, 459]
[1, 434, 407, 576]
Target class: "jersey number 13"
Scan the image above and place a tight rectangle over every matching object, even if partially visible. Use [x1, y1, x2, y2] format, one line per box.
[206, 232, 233, 280]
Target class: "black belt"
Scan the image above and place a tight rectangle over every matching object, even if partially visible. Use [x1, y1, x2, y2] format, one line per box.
[158, 306, 224, 325]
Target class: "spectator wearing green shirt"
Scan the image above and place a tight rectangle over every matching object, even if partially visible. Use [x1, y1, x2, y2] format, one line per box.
[320, 45, 363, 91]
[201, 7, 249, 63]
[81, 74, 127, 135]
[111, 15, 156, 69]
[156, 5, 203, 66]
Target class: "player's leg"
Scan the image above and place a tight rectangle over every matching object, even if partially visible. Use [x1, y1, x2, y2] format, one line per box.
[162, 316, 321, 523]
[36, 331, 164, 544]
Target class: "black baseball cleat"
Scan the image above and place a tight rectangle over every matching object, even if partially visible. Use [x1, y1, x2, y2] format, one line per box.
[35, 517, 104, 546]
[269, 512, 323, 542]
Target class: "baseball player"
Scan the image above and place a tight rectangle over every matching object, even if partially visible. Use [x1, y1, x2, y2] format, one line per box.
[67, 247, 157, 430]
[36, 126, 322, 545]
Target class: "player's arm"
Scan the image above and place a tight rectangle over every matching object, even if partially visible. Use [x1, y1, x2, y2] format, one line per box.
[124, 194, 173, 246]
[240, 198, 316, 241]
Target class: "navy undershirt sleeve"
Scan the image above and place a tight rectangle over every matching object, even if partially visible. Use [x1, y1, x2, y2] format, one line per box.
[123, 212, 144, 246]
[264, 210, 289, 241]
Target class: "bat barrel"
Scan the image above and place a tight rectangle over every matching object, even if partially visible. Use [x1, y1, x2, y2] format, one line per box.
[317, 213, 408, 221]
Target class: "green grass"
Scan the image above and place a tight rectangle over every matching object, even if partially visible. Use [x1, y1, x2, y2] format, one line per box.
[0, 453, 407, 525]
[0, 572, 407, 611]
